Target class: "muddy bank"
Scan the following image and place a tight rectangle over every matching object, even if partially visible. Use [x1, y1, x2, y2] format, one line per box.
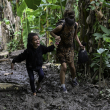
[0, 60, 110, 110]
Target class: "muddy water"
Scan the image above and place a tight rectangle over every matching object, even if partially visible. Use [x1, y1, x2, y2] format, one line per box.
[0, 61, 110, 110]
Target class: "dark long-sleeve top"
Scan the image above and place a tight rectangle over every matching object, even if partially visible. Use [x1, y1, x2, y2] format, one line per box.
[12, 44, 55, 69]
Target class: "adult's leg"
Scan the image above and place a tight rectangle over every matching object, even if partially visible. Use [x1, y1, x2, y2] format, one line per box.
[60, 62, 67, 84]
[68, 61, 76, 79]
[68, 61, 79, 86]
[27, 69, 35, 93]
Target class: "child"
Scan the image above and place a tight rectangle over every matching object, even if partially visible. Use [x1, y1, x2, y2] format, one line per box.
[11, 33, 57, 96]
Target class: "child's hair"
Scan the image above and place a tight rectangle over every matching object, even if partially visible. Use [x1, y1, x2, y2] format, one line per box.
[27, 33, 39, 50]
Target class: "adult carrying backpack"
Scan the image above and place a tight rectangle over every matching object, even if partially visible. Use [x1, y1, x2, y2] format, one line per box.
[55, 19, 77, 48]
[56, 19, 77, 35]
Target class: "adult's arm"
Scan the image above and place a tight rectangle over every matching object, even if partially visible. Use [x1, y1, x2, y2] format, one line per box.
[50, 24, 63, 42]
[74, 22, 83, 47]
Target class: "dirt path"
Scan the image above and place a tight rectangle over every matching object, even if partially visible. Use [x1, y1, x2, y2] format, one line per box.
[0, 61, 110, 110]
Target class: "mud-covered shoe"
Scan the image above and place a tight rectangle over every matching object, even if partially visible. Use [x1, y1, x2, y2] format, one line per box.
[72, 78, 79, 87]
[61, 87, 67, 93]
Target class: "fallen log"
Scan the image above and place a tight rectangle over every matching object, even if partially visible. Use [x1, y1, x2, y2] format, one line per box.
[0, 83, 24, 91]
[0, 58, 9, 62]
[0, 51, 9, 59]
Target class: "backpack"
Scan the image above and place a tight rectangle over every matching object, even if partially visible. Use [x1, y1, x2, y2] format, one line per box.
[78, 43, 88, 64]
[55, 19, 77, 48]
[56, 19, 77, 35]
[78, 49, 88, 64]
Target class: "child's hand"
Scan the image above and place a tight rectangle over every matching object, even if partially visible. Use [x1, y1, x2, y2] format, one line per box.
[11, 63, 14, 70]
[54, 42, 59, 48]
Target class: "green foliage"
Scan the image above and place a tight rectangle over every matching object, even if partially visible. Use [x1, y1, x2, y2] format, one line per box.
[14, 31, 21, 37]
[93, 25, 110, 42]
[39, 4, 61, 10]
[93, 33, 102, 40]
[97, 48, 107, 54]
[100, 25, 110, 34]
[87, 0, 105, 11]
[17, 1, 26, 17]
[103, 1, 110, 8]
[15, 0, 66, 43]
[43, 54, 48, 62]
[7, 39, 21, 52]
[74, 2, 79, 20]
[22, 18, 31, 48]
[7, 31, 22, 52]
[10, 0, 16, 15]
[47, 0, 57, 4]
[24, 0, 41, 10]
[3, 18, 10, 25]
[92, 25, 110, 73]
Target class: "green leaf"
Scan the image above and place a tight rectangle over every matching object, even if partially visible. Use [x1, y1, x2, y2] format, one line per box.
[108, 54, 110, 58]
[100, 25, 110, 34]
[41, 0, 46, 3]
[90, 63, 96, 68]
[104, 2, 110, 8]
[24, 0, 41, 10]
[93, 53, 100, 58]
[45, 26, 54, 31]
[93, 33, 102, 40]
[107, 64, 110, 67]
[105, 61, 109, 65]
[96, 2, 100, 6]
[47, 0, 57, 3]
[23, 19, 30, 48]
[91, 6, 96, 10]
[90, 1, 95, 4]
[26, 9, 41, 16]
[108, 19, 110, 23]
[94, 68, 98, 72]
[17, 1, 26, 17]
[103, 37, 110, 42]
[4, 20, 10, 25]
[97, 48, 107, 54]
[39, 4, 61, 9]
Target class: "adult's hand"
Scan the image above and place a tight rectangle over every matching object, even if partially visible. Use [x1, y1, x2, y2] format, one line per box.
[54, 43, 58, 48]
[80, 45, 85, 50]
[55, 36, 61, 44]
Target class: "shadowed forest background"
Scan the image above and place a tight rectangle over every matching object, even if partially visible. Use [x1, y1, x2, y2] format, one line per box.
[0, 0, 110, 110]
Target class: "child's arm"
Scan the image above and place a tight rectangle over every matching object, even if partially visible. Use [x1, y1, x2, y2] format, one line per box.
[41, 45, 55, 54]
[11, 49, 27, 69]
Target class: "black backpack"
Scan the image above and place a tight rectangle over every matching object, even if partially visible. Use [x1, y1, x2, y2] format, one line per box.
[55, 19, 77, 48]
[78, 43, 88, 64]
[56, 19, 77, 35]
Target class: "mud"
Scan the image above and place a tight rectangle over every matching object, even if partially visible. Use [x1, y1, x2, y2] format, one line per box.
[0, 60, 110, 110]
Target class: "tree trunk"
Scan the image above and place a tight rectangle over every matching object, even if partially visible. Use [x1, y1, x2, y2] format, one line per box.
[1, 0, 15, 50]
[0, 0, 3, 21]
[65, 0, 76, 11]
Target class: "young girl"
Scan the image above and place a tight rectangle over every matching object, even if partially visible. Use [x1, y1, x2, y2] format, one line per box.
[11, 33, 56, 96]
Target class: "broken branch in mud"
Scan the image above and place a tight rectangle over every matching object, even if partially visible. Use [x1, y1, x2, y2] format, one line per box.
[0, 58, 9, 62]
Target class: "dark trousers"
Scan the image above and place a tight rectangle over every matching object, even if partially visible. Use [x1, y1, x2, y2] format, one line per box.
[27, 68, 44, 93]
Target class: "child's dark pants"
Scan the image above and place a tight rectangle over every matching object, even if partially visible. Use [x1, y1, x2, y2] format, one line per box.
[27, 68, 44, 93]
